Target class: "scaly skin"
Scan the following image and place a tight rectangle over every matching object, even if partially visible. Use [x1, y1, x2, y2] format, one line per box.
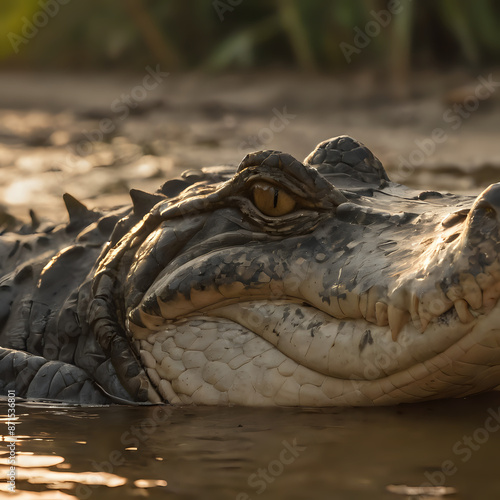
[1, 136, 500, 405]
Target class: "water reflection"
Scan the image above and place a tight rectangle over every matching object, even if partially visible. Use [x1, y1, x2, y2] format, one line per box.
[0, 453, 64, 467]
[1, 394, 500, 499]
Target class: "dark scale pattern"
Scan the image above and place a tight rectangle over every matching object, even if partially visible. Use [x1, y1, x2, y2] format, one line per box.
[305, 135, 389, 186]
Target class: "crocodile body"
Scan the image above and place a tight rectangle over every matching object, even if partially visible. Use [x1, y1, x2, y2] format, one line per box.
[1, 135, 500, 406]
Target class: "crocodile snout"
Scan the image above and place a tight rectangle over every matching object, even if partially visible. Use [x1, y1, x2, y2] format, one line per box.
[461, 183, 500, 248]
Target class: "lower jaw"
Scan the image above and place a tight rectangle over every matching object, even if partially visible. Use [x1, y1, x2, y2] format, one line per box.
[135, 308, 500, 406]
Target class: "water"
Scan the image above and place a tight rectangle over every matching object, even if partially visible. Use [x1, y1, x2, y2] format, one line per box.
[2, 393, 500, 499]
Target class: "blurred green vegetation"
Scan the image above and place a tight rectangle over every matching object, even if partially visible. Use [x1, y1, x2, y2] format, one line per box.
[1, 0, 500, 72]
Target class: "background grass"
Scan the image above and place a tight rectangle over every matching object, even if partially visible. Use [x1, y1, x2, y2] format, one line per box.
[1, 0, 500, 73]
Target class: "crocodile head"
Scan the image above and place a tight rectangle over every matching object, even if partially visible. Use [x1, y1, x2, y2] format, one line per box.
[92, 136, 500, 406]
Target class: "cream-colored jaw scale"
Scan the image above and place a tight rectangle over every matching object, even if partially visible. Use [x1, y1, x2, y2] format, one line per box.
[137, 300, 500, 406]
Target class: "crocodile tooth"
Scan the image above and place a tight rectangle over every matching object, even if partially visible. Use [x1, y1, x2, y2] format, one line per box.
[417, 301, 433, 332]
[454, 299, 475, 323]
[365, 287, 380, 323]
[375, 302, 388, 327]
[420, 315, 430, 332]
[388, 304, 410, 341]
[409, 293, 422, 331]
[459, 273, 482, 310]
[359, 293, 368, 320]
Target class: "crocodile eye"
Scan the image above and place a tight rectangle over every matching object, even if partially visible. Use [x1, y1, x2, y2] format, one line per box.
[252, 182, 296, 217]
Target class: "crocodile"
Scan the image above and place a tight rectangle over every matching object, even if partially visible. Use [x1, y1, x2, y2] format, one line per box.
[1, 135, 500, 406]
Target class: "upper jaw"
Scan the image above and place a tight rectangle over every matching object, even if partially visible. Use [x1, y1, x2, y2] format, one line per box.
[127, 194, 500, 346]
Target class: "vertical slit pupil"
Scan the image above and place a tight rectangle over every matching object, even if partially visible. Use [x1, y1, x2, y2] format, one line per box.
[273, 188, 279, 208]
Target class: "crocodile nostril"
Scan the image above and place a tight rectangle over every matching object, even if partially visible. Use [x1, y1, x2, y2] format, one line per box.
[472, 183, 500, 220]
[463, 183, 500, 243]
[482, 205, 497, 218]
[477, 183, 500, 213]
[473, 202, 498, 233]
[475, 201, 499, 225]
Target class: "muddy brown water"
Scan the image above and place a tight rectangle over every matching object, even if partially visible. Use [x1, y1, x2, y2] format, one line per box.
[2, 393, 500, 499]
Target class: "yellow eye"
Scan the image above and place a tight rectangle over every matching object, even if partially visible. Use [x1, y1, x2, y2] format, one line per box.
[252, 182, 296, 217]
